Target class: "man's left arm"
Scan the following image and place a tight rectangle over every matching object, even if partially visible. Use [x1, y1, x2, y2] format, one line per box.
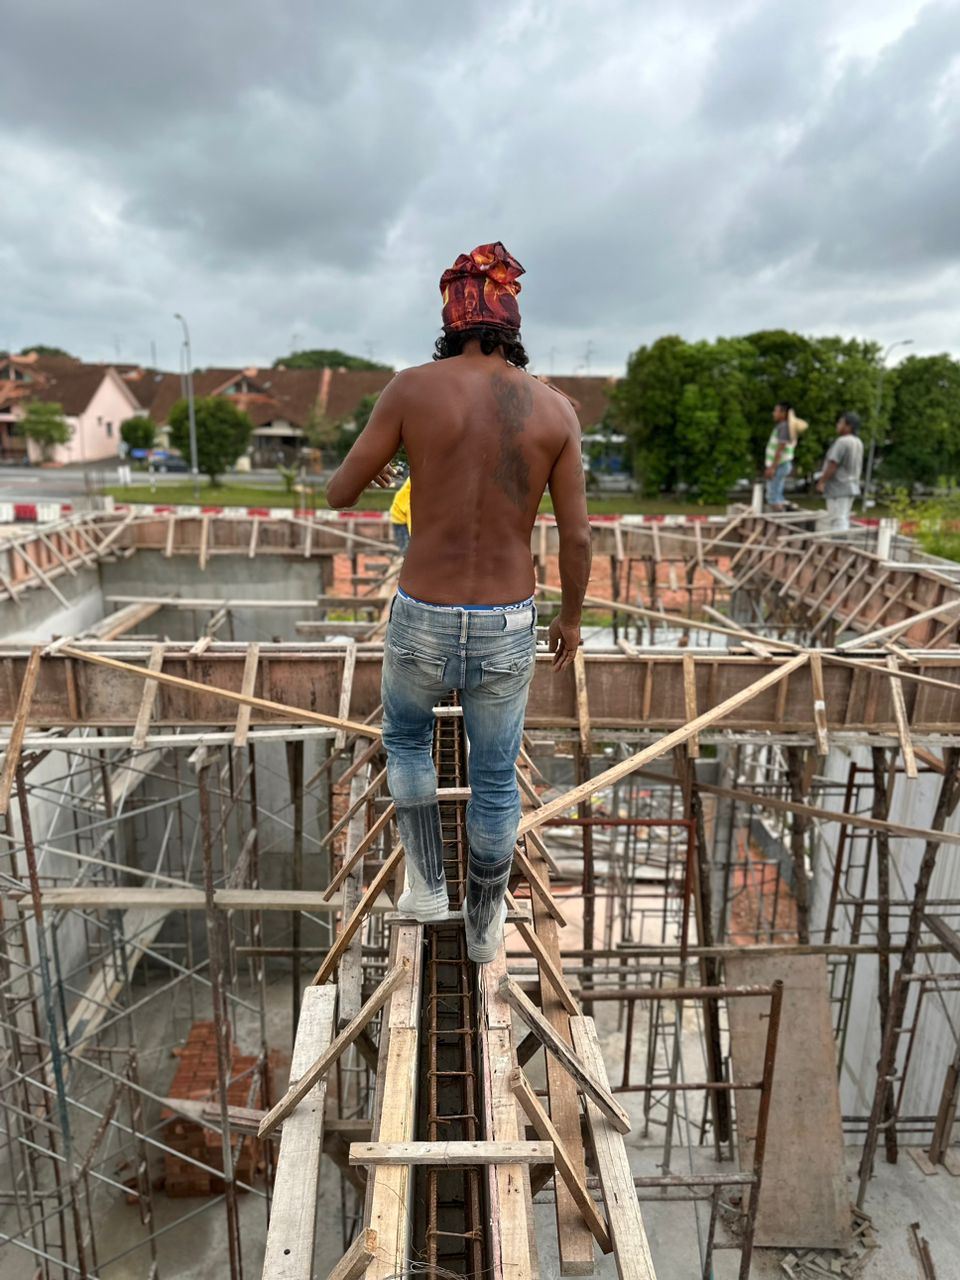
[817, 441, 840, 494]
[326, 376, 406, 508]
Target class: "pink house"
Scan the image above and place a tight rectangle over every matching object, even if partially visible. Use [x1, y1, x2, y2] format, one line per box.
[0, 354, 143, 464]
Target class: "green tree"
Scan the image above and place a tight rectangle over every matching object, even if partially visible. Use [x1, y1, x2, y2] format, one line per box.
[609, 336, 692, 494]
[19, 401, 72, 461]
[303, 406, 338, 450]
[169, 397, 252, 485]
[884, 355, 960, 488]
[741, 331, 884, 479]
[272, 348, 392, 371]
[18, 344, 75, 359]
[352, 393, 380, 433]
[120, 416, 155, 452]
[674, 339, 754, 503]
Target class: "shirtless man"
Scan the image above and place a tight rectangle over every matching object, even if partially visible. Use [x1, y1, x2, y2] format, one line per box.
[327, 242, 591, 961]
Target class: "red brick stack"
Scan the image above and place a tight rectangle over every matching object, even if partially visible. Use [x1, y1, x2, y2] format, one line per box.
[162, 1020, 265, 1197]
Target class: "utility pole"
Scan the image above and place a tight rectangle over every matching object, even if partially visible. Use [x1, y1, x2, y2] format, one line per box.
[863, 338, 913, 510]
[174, 312, 200, 502]
[583, 340, 594, 375]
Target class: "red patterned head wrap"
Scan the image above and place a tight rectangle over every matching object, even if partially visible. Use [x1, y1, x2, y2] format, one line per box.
[439, 241, 524, 333]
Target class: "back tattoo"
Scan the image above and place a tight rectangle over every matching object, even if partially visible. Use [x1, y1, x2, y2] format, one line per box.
[491, 373, 533, 510]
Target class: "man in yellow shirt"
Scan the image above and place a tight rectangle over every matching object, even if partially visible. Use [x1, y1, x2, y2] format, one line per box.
[389, 476, 411, 551]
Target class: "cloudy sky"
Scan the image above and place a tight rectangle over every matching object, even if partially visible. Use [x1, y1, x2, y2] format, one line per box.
[4, 1, 959, 375]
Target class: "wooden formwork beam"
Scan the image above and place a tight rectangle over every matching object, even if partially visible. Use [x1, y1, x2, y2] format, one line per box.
[261, 984, 337, 1278]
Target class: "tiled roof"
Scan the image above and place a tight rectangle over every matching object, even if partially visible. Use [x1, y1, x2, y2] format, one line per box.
[142, 369, 240, 423]
[142, 367, 328, 430]
[539, 376, 616, 429]
[39, 368, 111, 416]
[322, 369, 394, 422]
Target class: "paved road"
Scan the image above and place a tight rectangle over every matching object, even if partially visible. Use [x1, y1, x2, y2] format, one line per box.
[0, 465, 289, 503]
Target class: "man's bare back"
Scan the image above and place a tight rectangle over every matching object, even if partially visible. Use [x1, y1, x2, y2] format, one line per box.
[397, 351, 579, 603]
[327, 340, 591, 668]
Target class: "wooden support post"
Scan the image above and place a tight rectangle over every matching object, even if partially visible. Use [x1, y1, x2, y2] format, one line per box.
[258, 958, 410, 1138]
[573, 646, 592, 758]
[477, 950, 538, 1279]
[510, 1069, 612, 1253]
[324, 1229, 377, 1280]
[232, 643, 260, 748]
[0, 647, 41, 817]
[334, 640, 357, 752]
[571, 1018, 658, 1279]
[523, 850, 594, 1271]
[365, 923, 422, 1280]
[787, 748, 812, 945]
[131, 645, 165, 750]
[313, 844, 403, 985]
[321, 766, 388, 848]
[261, 984, 337, 1278]
[498, 974, 631, 1135]
[198, 514, 210, 571]
[682, 652, 699, 759]
[512, 844, 567, 926]
[809, 651, 829, 757]
[322, 804, 396, 901]
[886, 655, 917, 779]
[872, 748, 898, 1165]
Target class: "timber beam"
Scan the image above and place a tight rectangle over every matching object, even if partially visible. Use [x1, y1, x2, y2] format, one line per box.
[1, 643, 959, 735]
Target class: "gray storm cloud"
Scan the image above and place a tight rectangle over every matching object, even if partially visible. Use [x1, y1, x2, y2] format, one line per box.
[3, 0, 958, 372]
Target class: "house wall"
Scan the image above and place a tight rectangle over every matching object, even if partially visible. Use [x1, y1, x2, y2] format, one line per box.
[41, 374, 138, 465]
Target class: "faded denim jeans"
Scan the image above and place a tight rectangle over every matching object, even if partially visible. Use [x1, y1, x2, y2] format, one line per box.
[381, 591, 536, 960]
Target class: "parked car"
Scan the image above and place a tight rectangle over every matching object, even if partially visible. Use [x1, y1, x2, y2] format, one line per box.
[149, 452, 190, 473]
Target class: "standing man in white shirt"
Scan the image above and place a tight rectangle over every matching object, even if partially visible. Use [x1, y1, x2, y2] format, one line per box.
[817, 411, 864, 533]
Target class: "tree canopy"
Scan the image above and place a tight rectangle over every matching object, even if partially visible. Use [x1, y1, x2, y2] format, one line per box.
[19, 401, 72, 460]
[883, 355, 960, 488]
[120, 416, 155, 452]
[608, 329, 949, 498]
[272, 348, 392, 371]
[169, 396, 252, 485]
[17, 345, 76, 359]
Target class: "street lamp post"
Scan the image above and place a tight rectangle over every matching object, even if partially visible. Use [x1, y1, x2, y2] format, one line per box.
[173, 312, 200, 502]
[863, 338, 913, 510]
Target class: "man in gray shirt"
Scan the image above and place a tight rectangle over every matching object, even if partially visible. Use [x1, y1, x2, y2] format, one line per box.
[816, 411, 864, 532]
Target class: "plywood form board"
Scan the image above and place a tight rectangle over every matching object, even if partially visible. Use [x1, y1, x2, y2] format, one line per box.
[261, 984, 337, 1278]
[10, 647, 960, 733]
[526, 850, 597, 1274]
[725, 953, 851, 1249]
[478, 950, 539, 1280]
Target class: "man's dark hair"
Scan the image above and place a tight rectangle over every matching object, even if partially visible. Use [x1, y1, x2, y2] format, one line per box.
[774, 400, 793, 413]
[433, 325, 530, 369]
[840, 411, 862, 435]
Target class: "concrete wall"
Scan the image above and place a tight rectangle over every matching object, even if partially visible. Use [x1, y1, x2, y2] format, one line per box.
[100, 550, 333, 642]
[1, 565, 104, 643]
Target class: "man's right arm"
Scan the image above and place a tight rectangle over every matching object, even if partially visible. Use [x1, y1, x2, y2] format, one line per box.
[547, 412, 592, 671]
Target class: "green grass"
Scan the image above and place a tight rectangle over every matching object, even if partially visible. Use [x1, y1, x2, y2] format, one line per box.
[103, 482, 730, 517]
[104, 480, 903, 521]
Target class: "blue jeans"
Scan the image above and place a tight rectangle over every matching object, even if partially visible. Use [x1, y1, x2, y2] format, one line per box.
[765, 461, 791, 506]
[381, 592, 536, 951]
